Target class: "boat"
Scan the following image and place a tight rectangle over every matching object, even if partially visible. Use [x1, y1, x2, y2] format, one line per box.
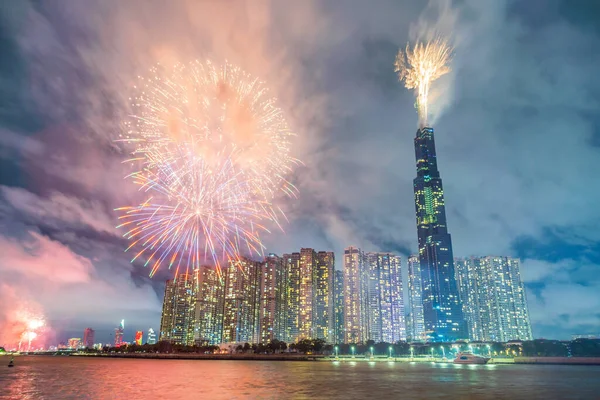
[453, 352, 489, 364]
[8, 357, 14, 368]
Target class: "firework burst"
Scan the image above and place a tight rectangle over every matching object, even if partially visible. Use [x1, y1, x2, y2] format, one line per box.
[116, 60, 298, 276]
[395, 37, 453, 126]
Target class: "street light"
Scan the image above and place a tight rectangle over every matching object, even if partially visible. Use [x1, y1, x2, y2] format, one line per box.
[389, 346, 393, 358]
[486, 344, 491, 357]
[334, 345, 339, 358]
[430, 347, 434, 358]
[351, 345, 355, 358]
[410, 346, 414, 359]
[440, 346, 445, 358]
[370, 346, 374, 358]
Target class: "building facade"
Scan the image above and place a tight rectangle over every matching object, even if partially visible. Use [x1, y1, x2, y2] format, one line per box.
[333, 269, 345, 344]
[135, 331, 143, 345]
[298, 248, 317, 340]
[193, 265, 224, 345]
[221, 258, 261, 343]
[314, 251, 335, 342]
[159, 275, 196, 345]
[413, 126, 466, 341]
[365, 252, 405, 343]
[344, 246, 368, 343]
[455, 256, 533, 342]
[406, 255, 425, 341]
[259, 254, 285, 344]
[282, 253, 301, 343]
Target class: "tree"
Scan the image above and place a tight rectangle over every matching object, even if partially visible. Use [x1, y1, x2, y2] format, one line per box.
[243, 343, 251, 353]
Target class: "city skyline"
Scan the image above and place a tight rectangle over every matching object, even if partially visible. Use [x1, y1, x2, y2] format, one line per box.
[2, 0, 599, 346]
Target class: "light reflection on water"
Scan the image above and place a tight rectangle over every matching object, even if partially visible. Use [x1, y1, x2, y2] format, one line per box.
[0, 356, 599, 399]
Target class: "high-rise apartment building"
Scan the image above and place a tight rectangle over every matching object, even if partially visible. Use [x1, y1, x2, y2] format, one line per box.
[222, 258, 261, 343]
[147, 328, 157, 345]
[406, 255, 425, 341]
[344, 246, 368, 343]
[413, 126, 466, 341]
[259, 254, 286, 344]
[314, 251, 334, 341]
[114, 320, 124, 347]
[159, 274, 196, 345]
[193, 265, 224, 345]
[298, 248, 317, 340]
[455, 256, 533, 342]
[283, 253, 301, 343]
[83, 328, 95, 348]
[365, 253, 405, 343]
[333, 269, 345, 344]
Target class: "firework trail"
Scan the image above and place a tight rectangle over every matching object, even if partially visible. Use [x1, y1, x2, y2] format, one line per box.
[116, 60, 298, 276]
[395, 37, 453, 126]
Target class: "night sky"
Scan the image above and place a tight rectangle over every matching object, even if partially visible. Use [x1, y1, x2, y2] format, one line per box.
[1, 0, 599, 344]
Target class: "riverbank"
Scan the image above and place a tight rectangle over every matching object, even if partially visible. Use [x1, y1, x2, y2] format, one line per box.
[71, 353, 324, 361]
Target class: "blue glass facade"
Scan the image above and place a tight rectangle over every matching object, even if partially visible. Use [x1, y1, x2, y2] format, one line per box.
[413, 127, 467, 341]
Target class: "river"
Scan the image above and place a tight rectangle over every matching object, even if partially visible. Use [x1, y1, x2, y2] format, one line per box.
[1, 356, 599, 399]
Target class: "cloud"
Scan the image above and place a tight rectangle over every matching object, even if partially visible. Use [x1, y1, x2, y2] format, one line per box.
[1, 186, 118, 236]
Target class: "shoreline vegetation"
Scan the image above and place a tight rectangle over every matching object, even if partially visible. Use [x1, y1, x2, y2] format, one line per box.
[3, 338, 600, 365]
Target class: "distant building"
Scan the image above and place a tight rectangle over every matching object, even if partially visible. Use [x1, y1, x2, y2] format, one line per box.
[455, 256, 533, 342]
[406, 255, 425, 341]
[298, 248, 317, 340]
[83, 328, 95, 349]
[114, 320, 125, 347]
[365, 252, 405, 343]
[159, 274, 196, 345]
[135, 331, 143, 346]
[68, 338, 81, 349]
[147, 328, 157, 345]
[333, 270, 345, 344]
[572, 334, 600, 340]
[194, 265, 224, 345]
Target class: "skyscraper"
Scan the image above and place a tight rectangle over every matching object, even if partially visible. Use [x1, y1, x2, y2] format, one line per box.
[314, 251, 334, 342]
[83, 328, 95, 348]
[455, 256, 533, 342]
[365, 253, 405, 343]
[222, 258, 261, 343]
[406, 255, 425, 341]
[193, 265, 224, 345]
[413, 126, 466, 341]
[333, 269, 345, 344]
[159, 274, 196, 345]
[343, 246, 368, 343]
[147, 328, 157, 345]
[114, 320, 124, 347]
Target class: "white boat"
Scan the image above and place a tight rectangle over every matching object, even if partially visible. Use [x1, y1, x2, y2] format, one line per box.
[453, 352, 489, 364]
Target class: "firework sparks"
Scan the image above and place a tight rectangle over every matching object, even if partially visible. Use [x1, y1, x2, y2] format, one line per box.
[116, 60, 298, 277]
[395, 37, 453, 126]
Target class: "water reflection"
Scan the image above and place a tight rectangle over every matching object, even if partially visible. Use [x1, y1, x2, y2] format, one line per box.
[0, 356, 599, 399]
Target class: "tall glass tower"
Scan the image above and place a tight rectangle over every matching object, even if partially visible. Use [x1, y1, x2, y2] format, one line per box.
[413, 126, 466, 341]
